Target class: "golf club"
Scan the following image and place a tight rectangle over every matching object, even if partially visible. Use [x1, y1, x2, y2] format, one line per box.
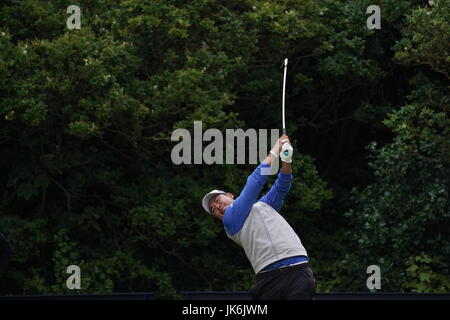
[281, 58, 292, 159]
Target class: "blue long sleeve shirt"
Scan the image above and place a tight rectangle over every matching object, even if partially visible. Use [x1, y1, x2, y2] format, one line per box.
[223, 162, 294, 236]
[223, 162, 308, 271]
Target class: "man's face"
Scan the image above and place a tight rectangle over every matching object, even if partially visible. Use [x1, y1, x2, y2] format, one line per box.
[208, 193, 234, 219]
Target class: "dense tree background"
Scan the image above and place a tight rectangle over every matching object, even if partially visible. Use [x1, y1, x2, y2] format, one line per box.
[0, 0, 448, 297]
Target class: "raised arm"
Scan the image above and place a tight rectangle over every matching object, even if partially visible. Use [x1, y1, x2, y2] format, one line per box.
[223, 136, 286, 235]
[232, 135, 287, 213]
[260, 135, 293, 212]
[280, 154, 292, 174]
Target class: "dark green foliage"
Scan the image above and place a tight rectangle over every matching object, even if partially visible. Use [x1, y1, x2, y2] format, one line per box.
[345, 74, 450, 291]
[0, 0, 448, 295]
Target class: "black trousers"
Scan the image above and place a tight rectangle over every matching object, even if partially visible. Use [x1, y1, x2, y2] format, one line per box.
[250, 263, 316, 300]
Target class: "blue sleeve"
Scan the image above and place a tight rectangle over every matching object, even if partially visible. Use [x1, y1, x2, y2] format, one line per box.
[260, 171, 292, 212]
[223, 163, 271, 236]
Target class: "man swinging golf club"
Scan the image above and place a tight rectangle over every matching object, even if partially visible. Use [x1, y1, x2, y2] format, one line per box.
[202, 134, 316, 300]
[202, 58, 315, 300]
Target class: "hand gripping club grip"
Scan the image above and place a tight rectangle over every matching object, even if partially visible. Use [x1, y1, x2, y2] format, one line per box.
[280, 142, 293, 163]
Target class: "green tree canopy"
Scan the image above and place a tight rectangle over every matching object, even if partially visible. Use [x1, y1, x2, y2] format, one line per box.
[0, 0, 448, 295]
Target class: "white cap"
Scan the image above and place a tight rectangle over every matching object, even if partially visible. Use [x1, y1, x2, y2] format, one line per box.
[202, 189, 226, 214]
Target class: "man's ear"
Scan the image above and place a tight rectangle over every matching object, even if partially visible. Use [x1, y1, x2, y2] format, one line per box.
[227, 192, 234, 199]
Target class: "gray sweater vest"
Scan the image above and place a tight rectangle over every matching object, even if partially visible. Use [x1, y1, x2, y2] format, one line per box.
[227, 201, 307, 274]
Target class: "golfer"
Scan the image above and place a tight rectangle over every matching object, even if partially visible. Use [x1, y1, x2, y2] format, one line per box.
[202, 135, 316, 300]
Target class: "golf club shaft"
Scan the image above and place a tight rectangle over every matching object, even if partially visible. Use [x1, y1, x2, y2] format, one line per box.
[282, 58, 288, 135]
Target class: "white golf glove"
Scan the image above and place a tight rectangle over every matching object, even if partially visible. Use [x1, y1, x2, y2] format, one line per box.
[280, 142, 293, 163]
